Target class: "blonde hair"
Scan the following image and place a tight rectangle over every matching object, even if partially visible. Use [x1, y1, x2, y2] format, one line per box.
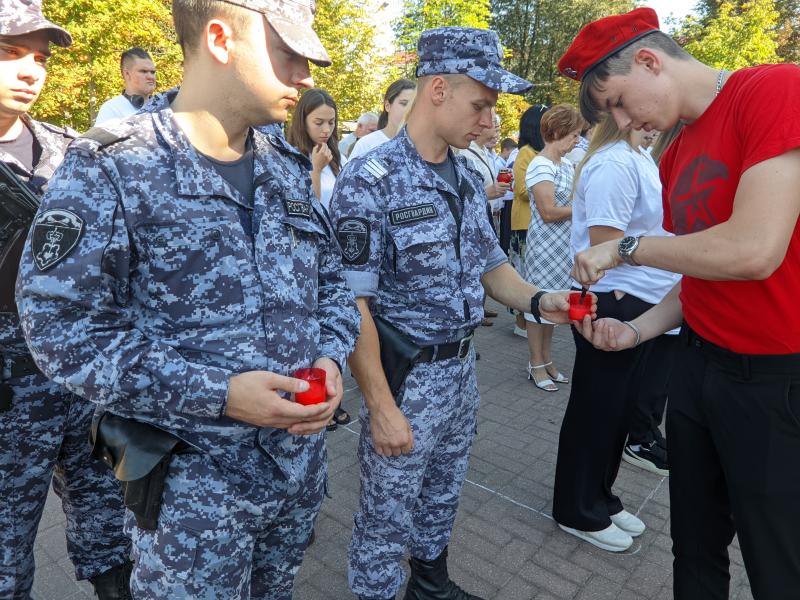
[650, 122, 684, 165]
[572, 114, 635, 195]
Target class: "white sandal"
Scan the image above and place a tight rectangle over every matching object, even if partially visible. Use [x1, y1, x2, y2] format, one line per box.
[527, 362, 558, 392]
[542, 361, 569, 384]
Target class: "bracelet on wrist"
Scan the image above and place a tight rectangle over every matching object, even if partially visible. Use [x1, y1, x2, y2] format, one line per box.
[622, 321, 641, 347]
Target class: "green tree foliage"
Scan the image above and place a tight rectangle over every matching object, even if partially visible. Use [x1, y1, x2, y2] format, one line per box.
[395, 0, 492, 56]
[679, 0, 781, 69]
[691, 0, 797, 63]
[491, 0, 636, 107]
[34, 0, 183, 132]
[310, 0, 399, 124]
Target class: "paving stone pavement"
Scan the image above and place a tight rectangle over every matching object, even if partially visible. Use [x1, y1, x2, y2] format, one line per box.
[31, 301, 754, 600]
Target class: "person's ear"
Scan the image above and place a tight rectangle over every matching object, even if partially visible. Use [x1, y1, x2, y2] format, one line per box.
[206, 19, 235, 65]
[430, 76, 447, 106]
[634, 48, 662, 75]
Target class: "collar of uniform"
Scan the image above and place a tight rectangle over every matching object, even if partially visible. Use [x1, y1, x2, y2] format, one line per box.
[151, 108, 253, 209]
[259, 126, 312, 171]
[395, 126, 476, 200]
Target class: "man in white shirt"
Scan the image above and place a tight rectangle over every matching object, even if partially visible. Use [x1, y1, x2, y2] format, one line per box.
[94, 48, 156, 126]
[339, 111, 378, 158]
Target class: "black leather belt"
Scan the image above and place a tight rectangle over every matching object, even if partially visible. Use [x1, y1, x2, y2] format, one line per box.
[2, 354, 41, 379]
[417, 333, 474, 363]
[683, 324, 800, 379]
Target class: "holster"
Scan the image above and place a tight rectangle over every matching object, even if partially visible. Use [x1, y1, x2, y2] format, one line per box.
[91, 413, 190, 531]
[373, 315, 423, 405]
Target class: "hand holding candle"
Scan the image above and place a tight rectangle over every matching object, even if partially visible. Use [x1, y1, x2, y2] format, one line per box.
[569, 291, 594, 321]
[293, 368, 327, 405]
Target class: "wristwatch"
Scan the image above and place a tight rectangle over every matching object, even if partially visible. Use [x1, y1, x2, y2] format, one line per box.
[529, 291, 547, 324]
[618, 236, 642, 266]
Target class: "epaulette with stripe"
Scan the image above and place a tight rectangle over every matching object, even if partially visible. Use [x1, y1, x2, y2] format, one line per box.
[358, 157, 389, 184]
[80, 127, 130, 150]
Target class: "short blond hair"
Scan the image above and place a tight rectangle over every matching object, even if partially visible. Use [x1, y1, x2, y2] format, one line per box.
[540, 103, 586, 143]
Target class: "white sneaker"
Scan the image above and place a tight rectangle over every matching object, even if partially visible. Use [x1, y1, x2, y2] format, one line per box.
[557, 522, 633, 552]
[610, 510, 646, 537]
[513, 325, 528, 338]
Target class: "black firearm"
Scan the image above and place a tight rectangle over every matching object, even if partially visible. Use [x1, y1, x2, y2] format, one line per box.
[0, 160, 40, 313]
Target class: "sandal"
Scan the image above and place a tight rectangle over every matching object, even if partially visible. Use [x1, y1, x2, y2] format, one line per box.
[333, 407, 351, 426]
[527, 362, 558, 392]
[326, 419, 338, 432]
[484, 309, 499, 318]
[480, 317, 494, 327]
[543, 362, 570, 384]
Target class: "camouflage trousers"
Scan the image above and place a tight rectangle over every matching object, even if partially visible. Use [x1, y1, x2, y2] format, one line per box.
[127, 447, 325, 600]
[0, 356, 131, 598]
[348, 351, 480, 599]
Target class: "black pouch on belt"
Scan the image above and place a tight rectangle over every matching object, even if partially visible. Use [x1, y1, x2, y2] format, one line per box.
[91, 412, 190, 531]
[373, 315, 423, 405]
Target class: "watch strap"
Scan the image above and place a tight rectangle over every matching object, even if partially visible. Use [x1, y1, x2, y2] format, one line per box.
[529, 291, 547, 324]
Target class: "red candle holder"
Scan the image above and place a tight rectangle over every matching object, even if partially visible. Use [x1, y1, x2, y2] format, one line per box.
[293, 368, 327, 405]
[569, 291, 593, 321]
[497, 168, 513, 184]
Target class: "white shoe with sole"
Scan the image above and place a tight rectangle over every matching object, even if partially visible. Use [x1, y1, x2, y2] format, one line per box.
[513, 325, 528, 338]
[610, 510, 646, 537]
[557, 522, 633, 552]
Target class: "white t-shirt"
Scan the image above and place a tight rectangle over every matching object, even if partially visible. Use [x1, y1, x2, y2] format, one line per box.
[570, 140, 681, 305]
[318, 164, 337, 211]
[348, 129, 390, 159]
[95, 94, 138, 127]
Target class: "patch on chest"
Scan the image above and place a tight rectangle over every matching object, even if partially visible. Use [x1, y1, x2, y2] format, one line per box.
[388, 203, 438, 226]
[282, 198, 312, 218]
[31, 209, 84, 271]
[336, 217, 370, 265]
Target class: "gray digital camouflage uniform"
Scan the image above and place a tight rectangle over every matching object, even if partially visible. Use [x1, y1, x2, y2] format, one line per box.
[16, 99, 359, 598]
[328, 127, 508, 599]
[0, 116, 131, 597]
[328, 26, 532, 600]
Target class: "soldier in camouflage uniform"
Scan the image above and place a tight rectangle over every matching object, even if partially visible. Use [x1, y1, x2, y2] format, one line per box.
[0, 2, 132, 598]
[328, 27, 581, 600]
[17, 1, 359, 598]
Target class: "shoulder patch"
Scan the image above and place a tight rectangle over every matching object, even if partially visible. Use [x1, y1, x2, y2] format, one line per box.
[336, 217, 370, 265]
[31, 209, 84, 271]
[389, 203, 438, 226]
[80, 127, 130, 149]
[357, 158, 389, 184]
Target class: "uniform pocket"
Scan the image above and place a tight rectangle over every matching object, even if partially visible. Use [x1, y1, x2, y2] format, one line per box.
[278, 215, 327, 313]
[389, 221, 454, 291]
[135, 221, 246, 330]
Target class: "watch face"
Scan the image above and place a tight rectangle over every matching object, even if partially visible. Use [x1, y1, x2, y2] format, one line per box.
[619, 236, 636, 254]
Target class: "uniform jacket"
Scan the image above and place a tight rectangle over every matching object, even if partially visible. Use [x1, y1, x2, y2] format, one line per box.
[16, 105, 360, 479]
[328, 127, 507, 347]
[1, 116, 75, 357]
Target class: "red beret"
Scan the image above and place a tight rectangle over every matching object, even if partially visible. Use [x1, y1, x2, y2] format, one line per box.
[558, 8, 660, 81]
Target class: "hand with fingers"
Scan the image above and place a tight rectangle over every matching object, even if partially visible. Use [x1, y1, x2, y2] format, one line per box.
[571, 239, 622, 286]
[225, 368, 338, 435]
[370, 401, 414, 457]
[573, 317, 639, 352]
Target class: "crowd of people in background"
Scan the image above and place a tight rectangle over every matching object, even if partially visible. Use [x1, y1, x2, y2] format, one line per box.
[2, 1, 800, 600]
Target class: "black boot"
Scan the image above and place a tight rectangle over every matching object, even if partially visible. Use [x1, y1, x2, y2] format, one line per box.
[89, 559, 133, 600]
[403, 546, 485, 600]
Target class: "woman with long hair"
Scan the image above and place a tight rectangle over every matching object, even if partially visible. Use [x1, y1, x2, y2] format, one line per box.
[509, 104, 548, 337]
[522, 104, 584, 391]
[349, 79, 416, 159]
[552, 115, 681, 552]
[287, 88, 342, 210]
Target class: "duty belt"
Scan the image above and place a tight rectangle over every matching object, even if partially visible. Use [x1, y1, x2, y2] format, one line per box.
[417, 333, 474, 363]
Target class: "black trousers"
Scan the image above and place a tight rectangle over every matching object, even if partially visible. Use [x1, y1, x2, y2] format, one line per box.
[627, 332, 680, 446]
[669, 326, 800, 600]
[552, 291, 652, 530]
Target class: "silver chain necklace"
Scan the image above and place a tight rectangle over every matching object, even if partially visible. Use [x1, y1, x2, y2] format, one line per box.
[715, 69, 728, 97]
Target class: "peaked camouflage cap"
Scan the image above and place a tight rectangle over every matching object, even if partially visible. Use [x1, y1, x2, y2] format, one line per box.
[0, 0, 72, 47]
[221, 0, 331, 66]
[416, 27, 532, 94]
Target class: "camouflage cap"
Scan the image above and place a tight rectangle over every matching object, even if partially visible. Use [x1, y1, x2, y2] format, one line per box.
[221, 0, 331, 67]
[416, 27, 532, 95]
[0, 0, 72, 48]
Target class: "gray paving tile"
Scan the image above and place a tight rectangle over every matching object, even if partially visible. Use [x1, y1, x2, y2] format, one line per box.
[30, 301, 752, 599]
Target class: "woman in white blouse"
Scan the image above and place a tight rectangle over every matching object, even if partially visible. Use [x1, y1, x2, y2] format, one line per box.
[288, 88, 343, 211]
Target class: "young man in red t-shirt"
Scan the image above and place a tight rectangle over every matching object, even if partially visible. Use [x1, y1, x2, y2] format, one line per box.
[562, 7, 800, 600]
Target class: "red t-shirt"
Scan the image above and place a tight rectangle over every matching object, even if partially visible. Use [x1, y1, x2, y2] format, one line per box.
[661, 64, 800, 354]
